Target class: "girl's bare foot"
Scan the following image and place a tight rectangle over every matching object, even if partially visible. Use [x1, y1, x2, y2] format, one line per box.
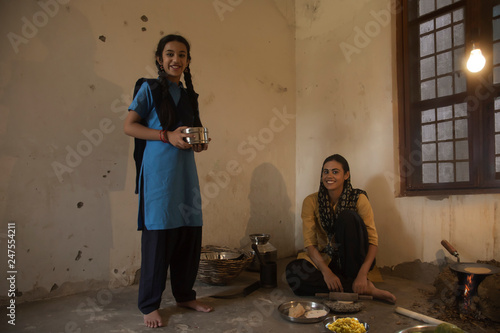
[144, 309, 163, 328]
[367, 280, 397, 303]
[177, 300, 213, 312]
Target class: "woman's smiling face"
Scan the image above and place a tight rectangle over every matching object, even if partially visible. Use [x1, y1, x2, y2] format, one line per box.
[321, 160, 350, 193]
[157, 41, 189, 82]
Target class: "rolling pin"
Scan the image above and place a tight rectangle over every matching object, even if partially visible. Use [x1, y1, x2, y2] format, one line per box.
[315, 292, 373, 301]
[395, 306, 447, 325]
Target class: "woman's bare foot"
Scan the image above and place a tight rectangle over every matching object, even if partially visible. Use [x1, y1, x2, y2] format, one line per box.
[367, 280, 397, 303]
[143, 309, 163, 328]
[177, 300, 214, 312]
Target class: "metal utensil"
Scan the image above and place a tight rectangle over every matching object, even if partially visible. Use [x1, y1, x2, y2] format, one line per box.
[182, 127, 209, 144]
[252, 243, 277, 288]
[441, 239, 500, 275]
[251, 244, 265, 265]
[278, 301, 330, 323]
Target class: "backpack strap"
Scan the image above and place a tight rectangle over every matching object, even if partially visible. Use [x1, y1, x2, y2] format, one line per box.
[131, 78, 163, 194]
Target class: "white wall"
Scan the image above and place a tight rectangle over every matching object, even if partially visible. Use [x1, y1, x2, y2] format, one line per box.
[1, 0, 499, 302]
[0, 0, 296, 299]
[295, 0, 500, 267]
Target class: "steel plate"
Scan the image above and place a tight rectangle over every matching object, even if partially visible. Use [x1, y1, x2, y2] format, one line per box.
[278, 301, 330, 323]
[395, 325, 436, 333]
[396, 324, 468, 333]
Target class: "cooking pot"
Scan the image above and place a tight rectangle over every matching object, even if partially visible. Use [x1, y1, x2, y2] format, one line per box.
[441, 240, 500, 287]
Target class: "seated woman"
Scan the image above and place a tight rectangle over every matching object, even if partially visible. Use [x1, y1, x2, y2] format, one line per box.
[286, 154, 396, 303]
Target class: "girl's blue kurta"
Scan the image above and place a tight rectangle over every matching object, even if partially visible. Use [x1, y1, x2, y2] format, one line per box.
[129, 80, 203, 230]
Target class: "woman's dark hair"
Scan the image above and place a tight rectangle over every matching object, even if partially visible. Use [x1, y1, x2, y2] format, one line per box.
[322, 154, 350, 174]
[154, 34, 199, 130]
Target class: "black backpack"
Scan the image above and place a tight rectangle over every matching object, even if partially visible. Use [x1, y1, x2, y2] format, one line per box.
[131, 78, 162, 194]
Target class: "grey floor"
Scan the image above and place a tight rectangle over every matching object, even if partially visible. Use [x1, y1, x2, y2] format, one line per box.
[0, 258, 487, 333]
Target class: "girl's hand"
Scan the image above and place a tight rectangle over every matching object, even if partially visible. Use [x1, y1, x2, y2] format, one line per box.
[352, 274, 368, 294]
[323, 269, 343, 292]
[167, 126, 192, 150]
[192, 138, 211, 153]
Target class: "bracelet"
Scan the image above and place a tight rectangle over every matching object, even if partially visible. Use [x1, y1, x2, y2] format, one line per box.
[159, 130, 168, 143]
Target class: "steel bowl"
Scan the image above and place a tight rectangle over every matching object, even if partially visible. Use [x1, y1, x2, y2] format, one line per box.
[249, 233, 271, 245]
[183, 127, 209, 144]
[278, 301, 330, 323]
[323, 316, 369, 332]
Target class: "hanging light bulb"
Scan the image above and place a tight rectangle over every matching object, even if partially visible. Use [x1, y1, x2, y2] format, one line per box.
[466, 43, 486, 73]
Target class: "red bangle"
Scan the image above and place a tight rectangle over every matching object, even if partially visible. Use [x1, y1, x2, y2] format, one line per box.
[159, 130, 168, 143]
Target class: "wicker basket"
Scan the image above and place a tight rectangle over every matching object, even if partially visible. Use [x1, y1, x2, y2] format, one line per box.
[197, 245, 253, 285]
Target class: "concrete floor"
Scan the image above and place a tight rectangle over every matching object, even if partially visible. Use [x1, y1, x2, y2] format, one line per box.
[0, 258, 480, 333]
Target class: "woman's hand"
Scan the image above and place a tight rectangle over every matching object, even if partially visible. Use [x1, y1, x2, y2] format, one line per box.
[352, 273, 368, 294]
[323, 269, 343, 292]
[306, 245, 343, 292]
[167, 127, 192, 150]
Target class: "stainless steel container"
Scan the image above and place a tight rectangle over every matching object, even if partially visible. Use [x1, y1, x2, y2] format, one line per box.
[245, 233, 277, 272]
[183, 127, 209, 144]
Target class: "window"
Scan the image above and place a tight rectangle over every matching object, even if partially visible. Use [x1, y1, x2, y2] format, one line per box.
[397, 0, 500, 195]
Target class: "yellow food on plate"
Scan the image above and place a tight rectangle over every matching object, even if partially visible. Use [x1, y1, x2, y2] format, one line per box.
[288, 303, 306, 318]
[327, 317, 366, 333]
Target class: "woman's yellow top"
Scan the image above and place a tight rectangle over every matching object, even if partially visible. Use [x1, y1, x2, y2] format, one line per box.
[297, 192, 378, 266]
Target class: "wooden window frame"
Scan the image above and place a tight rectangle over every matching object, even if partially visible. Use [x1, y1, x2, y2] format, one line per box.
[397, 0, 500, 196]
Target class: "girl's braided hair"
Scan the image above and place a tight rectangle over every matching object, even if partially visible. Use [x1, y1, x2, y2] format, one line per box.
[154, 34, 199, 130]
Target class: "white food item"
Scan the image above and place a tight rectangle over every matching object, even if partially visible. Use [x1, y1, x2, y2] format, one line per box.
[288, 303, 306, 318]
[304, 309, 328, 318]
[464, 267, 491, 274]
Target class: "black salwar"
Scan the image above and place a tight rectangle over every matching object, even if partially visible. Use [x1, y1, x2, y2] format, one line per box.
[286, 210, 374, 296]
[138, 226, 202, 314]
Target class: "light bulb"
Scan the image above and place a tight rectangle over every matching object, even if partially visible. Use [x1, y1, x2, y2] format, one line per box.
[466, 48, 486, 73]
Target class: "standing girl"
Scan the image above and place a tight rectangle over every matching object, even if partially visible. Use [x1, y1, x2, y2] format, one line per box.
[124, 34, 212, 328]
